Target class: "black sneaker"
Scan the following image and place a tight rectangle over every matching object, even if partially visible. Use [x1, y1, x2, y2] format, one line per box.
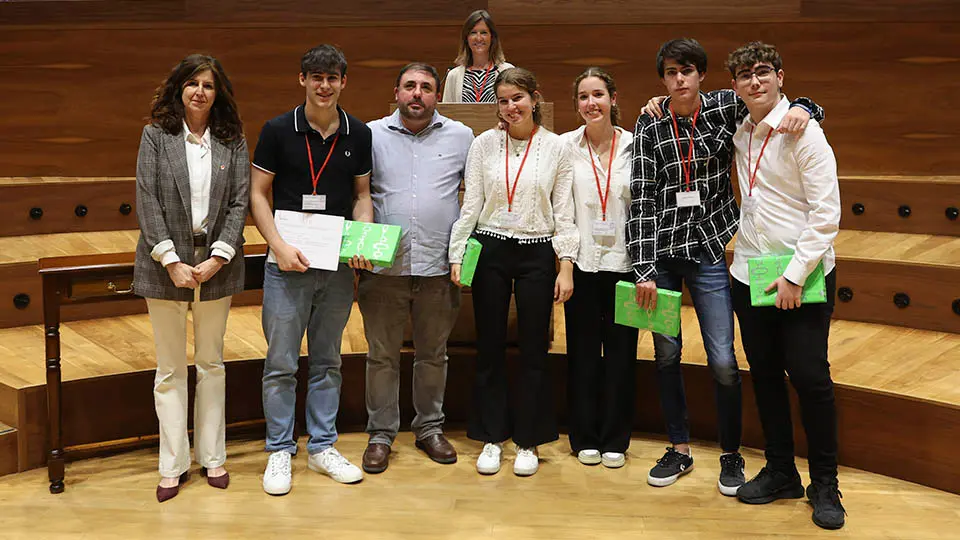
[718, 452, 746, 496]
[647, 447, 694, 487]
[807, 482, 846, 530]
[737, 466, 805, 504]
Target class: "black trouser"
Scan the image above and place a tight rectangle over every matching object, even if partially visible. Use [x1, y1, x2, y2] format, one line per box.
[467, 234, 558, 448]
[731, 270, 839, 485]
[564, 267, 639, 454]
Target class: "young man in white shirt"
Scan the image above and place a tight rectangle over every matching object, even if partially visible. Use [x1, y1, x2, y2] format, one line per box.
[726, 41, 844, 530]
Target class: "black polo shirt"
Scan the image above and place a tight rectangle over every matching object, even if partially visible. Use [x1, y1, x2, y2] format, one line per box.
[252, 104, 372, 219]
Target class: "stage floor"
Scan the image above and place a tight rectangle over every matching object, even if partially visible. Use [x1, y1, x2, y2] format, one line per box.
[0, 432, 957, 539]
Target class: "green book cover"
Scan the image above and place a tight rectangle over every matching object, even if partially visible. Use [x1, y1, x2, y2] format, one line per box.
[459, 237, 483, 286]
[614, 281, 682, 337]
[748, 255, 827, 307]
[338, 221, 402, 268]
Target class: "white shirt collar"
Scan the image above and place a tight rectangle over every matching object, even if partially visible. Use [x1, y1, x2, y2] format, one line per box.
[182, 120, 211, 148]
[751, 95, 791, 132]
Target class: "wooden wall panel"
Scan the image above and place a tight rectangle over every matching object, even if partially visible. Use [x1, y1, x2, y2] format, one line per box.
[185, 0, 481, 24]
[801, 0, 960, 21]
[18, 352, 960, 493]
[840, 178, 960, 236]
[1, 22, 958, 177]
[0, 182, 137, 237]
[0, 430, 17, 477]
[0, 1, 185, 26]
[488, 0, 802, 24]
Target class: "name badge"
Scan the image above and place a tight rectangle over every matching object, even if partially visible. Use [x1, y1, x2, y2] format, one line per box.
[593, 219, 617, 238]
[741, 194, 758, 215]
[303, 194, 326, 211]
[500, 209, 521, 229]
[676, 190, 701, 208]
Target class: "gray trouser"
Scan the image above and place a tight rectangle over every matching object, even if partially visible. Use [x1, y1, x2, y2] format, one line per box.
[357, 272, 461, 445]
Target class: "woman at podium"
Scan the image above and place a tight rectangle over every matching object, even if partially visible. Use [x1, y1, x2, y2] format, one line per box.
[133, 54, 250, 502]
[441, 9, 514, 103]
[449, 67, 578, 477]
[560, 68, 639, 470]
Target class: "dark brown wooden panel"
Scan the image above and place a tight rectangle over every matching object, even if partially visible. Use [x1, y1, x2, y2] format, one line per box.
[840, 178, 960, 236]
[801, 0, 960, 21]
[0, 1, 184, 26]
[0, 182, 137, 237]
[184, 0, 481, 24]
[0, 23, 957, 176]
[488, 0, 801, 24]
[0, 429, 17, 476]
[16, 352, 960, 493]
[0, 384, 18, 430]
[833, 259, 960, 334]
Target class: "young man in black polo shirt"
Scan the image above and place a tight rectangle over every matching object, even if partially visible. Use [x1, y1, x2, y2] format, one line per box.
[627, 38, 822, 496]
[250, 44, 374, 495]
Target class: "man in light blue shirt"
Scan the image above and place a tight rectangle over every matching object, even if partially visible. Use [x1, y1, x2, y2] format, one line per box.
[358, 62, 474, 474]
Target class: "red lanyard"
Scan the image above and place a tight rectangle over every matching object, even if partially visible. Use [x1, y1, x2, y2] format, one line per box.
[586, 129, 617, 221]
[747, 125, 774, 197]
[669, 104, 701, 192]
[305, 133, 339, 195]
[473, 64, 493, 103]
[505, 126, 538, 212]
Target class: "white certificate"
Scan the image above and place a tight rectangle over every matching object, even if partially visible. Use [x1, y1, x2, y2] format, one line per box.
[268, 210, 344, 271]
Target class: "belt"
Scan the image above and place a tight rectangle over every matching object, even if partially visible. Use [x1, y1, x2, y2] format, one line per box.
[192, 232, 207, 247]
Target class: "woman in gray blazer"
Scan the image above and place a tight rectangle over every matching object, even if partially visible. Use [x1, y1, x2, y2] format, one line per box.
[133, 53, 249, 502]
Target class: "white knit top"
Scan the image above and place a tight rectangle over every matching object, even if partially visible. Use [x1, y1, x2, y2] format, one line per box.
[448, 127, 578, 263]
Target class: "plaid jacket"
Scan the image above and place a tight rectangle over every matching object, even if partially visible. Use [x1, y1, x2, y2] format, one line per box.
[133, 124, 250, 301]
[626, 90, 822, 282]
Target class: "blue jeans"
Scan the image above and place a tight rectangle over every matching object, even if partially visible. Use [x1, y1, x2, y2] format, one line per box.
[652, 257, 742, 453]
[261, 262, 355, 455]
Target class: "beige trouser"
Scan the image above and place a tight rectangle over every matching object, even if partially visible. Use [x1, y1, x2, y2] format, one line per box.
[147, 277, 232, 478]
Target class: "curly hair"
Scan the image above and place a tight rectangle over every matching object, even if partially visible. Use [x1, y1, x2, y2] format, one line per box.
[148, 54, 243, 144]
[726, 41, 782, 77]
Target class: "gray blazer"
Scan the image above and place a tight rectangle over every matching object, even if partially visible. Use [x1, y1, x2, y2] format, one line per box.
[133, 124, 250, 302]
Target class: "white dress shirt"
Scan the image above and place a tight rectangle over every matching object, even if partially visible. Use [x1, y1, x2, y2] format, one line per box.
[561, 125, 633, 273]
[153, 121, 233, 266]
[448, 127, 578, 263]
[730, 96, 841, 286]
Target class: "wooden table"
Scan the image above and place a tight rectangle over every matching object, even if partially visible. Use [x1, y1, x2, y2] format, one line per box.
[38, 249, 267, 494]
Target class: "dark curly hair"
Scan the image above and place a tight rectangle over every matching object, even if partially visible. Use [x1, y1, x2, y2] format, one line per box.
[148, 54, 243, 144]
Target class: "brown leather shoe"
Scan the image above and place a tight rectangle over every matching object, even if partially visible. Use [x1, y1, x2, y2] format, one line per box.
[415, 434, 457, 464]
[362, 443, 391, 474]
[156, 471, 189, 503]
[201, 467, 230, 489]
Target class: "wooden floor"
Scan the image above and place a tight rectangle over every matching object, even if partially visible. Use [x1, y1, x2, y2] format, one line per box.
[0, 432, 957, 539]
[1, 303, 958, 406]
[1, 227, 958, 266]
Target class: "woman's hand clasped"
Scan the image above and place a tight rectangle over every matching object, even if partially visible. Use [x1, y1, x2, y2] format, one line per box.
[166, 262, 199, 289]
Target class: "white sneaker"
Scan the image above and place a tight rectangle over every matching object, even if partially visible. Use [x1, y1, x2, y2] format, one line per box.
[602, 452, 626, 468]
[577, 449, 601, 465]
[308, 447, 363, 484]
[514, 446, 539, 476]
[263, 451, 292, 495]
[476, 442, 502, 475]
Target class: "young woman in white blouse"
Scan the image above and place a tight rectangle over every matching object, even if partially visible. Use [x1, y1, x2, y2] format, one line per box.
[449, 67, 578, 477]
[560, 68, 639, 469]
[440, 10, 514, 103]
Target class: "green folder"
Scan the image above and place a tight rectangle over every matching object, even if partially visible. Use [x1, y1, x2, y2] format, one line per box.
[338, 220, 402, 268]
[459, 237, 483, 286]
[748, 254, 827, 307]
[614, 281, 682, 337]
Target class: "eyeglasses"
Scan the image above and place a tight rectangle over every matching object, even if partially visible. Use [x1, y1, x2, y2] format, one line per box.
[735, 65, 776, 84]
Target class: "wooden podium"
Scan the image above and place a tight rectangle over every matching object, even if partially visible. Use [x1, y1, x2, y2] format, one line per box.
[391, 103, 556, 345]
[388, 102, 555, 135]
